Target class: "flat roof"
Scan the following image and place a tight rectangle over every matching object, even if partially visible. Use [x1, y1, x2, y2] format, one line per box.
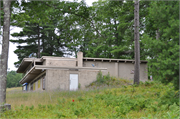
[17, 58, 42, 73]
[41, 56, 76, 60]
[83, 57, 148, 63]
[17, 56, 77, 73]
[17, 56, 147, 74]
[19, 66, 45, 84]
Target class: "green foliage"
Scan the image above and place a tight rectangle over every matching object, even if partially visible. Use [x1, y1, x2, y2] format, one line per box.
[141, 1, 179, 90]
[96, 71, 111, 85]
[78, 83, 81, 89]
[96, 71, 105, 84]
[29, 105, 34, 110]
[9, 0, 178, 90]
[6, 70, 22, 88]
[11, 1, 68, 67]
[2, 81, 180, 118]
[87, 71, 132, 88]
[158, 84, 179, 106]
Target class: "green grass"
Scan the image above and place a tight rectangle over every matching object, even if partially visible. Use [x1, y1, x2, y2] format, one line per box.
[1, 79, 179, 118]
[6, 87, 22, 92]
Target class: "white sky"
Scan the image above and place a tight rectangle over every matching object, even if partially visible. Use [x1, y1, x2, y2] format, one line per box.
[6, 0, 98, 71]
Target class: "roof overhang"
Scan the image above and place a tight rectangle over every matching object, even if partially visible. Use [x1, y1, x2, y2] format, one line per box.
[34, 65, 107, 71]
[19, 65, 107, 84]
[17, 58, 43, 73]
[41, 56, 76, 60]
[19, 66, 45, 84]
[17, 56, 76, 73]
[83, 57, 148, 63]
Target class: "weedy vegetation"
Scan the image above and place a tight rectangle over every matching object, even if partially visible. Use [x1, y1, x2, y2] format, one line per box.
[1, 72, 179, 118]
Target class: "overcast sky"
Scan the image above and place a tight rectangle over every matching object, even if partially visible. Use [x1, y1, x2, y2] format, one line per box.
[5, 0, 98, 71]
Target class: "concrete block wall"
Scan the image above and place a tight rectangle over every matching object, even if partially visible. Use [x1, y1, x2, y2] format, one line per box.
[46, 69, 69, 91]
[83, 61, 115, 76]
[45, 60, 76, 67]
[118, 62, 148, 81]
[45, 69, 108, 91]
[118, 63, 135, 80]
[139, 63, 148, 82]
[83, 61, 148, 81]
[27, 84, 31, 91]
[78, 70, 107, 89]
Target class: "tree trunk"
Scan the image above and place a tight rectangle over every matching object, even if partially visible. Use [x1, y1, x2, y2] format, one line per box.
[37, 24, 40, 58]
[156, 28, 160, 40]
[134, 0, 140, 85]
[0, 0, 11, 105]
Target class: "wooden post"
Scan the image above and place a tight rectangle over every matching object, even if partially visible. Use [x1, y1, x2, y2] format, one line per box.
[134, 0, 140, 85]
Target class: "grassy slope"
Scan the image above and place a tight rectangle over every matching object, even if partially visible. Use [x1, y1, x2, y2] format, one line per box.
[7, 87, 22, 92]
[1, 79, 180, 118]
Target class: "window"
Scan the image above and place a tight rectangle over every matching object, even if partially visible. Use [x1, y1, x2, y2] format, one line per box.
[42, 76, 45, 90]
[33, 83, 35, 90]
[38, 80, 41, 88]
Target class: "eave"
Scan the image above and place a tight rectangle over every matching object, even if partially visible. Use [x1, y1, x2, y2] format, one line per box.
[17, 58, 43, 73]
[83, 57, 148, 63]
[19, 65, 107, 84]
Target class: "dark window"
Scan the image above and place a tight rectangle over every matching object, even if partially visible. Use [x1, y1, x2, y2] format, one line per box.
[35, 62, 43, 65]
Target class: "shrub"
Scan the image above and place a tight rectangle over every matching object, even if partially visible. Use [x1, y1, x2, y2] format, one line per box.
[29, 105, 34, 110]
[96, 71, 104, 84]
[159, 89, 179, 106]
[78, 83, 81, 89]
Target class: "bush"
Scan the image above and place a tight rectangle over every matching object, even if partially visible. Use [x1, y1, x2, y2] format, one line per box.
[1, 81, 180, 118]
[159, 89, 179, 106]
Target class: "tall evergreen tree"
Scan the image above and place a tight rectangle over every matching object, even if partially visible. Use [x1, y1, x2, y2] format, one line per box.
[141, 1, 179, 89]
[11, 1, 69, 67]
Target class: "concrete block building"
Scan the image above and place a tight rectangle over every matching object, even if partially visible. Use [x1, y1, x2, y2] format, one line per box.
[18, 52, 148, 91]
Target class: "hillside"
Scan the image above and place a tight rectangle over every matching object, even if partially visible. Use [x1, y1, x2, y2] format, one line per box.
[2, 78, 179, 118]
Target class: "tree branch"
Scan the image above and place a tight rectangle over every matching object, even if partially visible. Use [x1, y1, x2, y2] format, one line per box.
[41, 1, 106, 39]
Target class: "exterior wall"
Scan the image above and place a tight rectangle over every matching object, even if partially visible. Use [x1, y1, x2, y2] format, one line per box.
[28, 76, 44, 91]
[27, 84, 31, 91]
[118, 62, 148, 81]
[46, 69, 69, 91]
[118, 63, 134, 80]
[83, 61, 116, 76]
[83, 61, 148, 81]
[45, 69, 108, 91]
[35, 78, 43, 91]
[140, 63, 148, 82]
[43, 60, 46, 65]
[45, 59, 76, 67]
[78, 70, 107, 89]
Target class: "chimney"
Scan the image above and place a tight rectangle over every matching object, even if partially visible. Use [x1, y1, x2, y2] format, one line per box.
[77, 52, 83, 67]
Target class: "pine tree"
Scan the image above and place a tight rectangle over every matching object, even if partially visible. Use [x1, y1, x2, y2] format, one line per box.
[141, 1, 179, 89]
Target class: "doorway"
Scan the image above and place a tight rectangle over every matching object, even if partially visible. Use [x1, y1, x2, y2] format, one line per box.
[69, 74, 78, 91]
